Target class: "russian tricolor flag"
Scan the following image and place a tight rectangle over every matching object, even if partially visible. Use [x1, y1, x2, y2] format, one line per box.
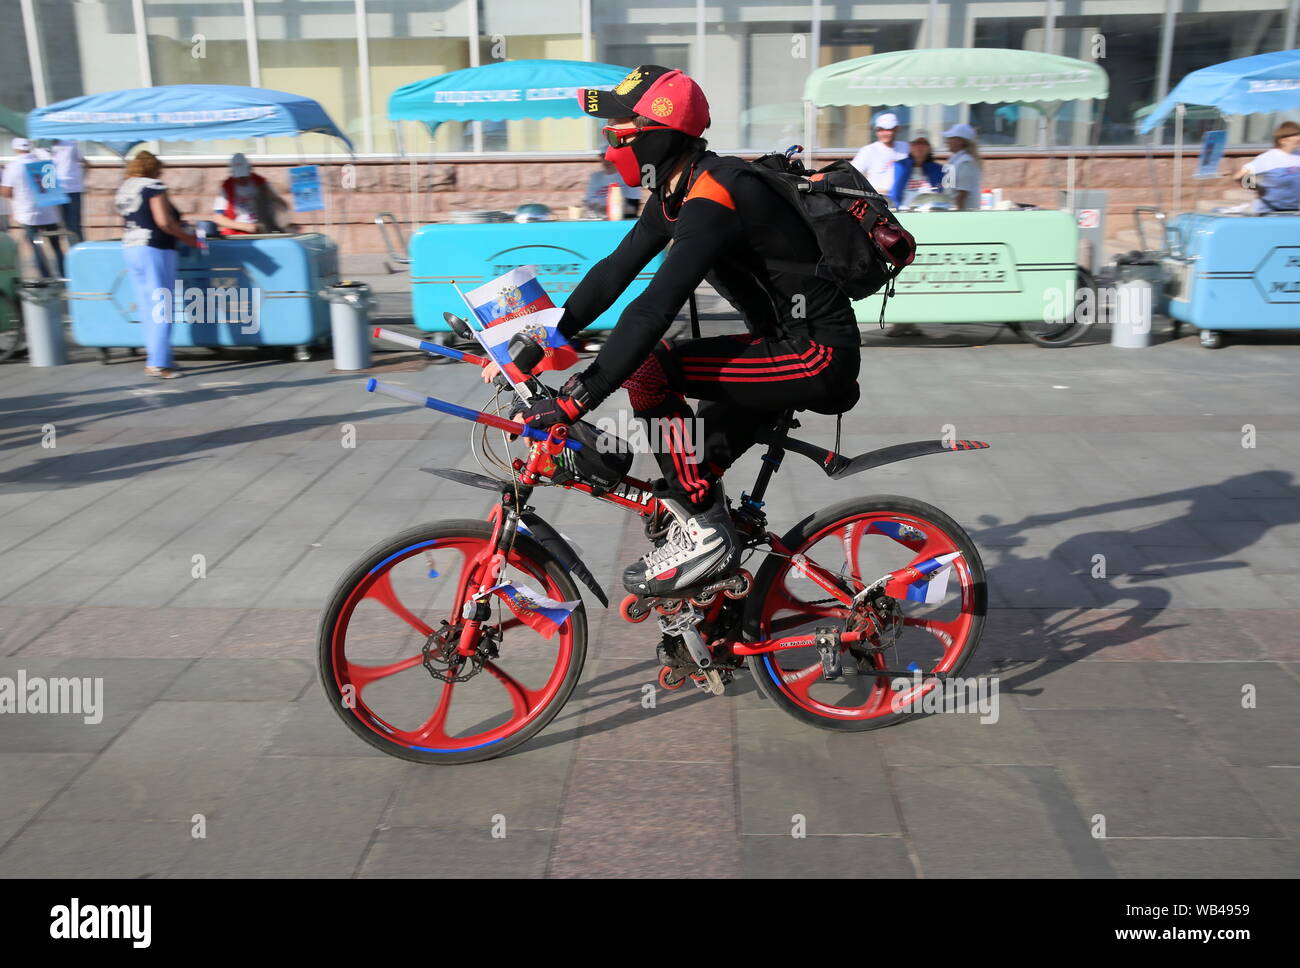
[884, 552, 962, 605]
[465, 266, 555, 326]
[475, 307, 581, 376]
[464, 267, 580, 374]
[489, 581, 580, 639]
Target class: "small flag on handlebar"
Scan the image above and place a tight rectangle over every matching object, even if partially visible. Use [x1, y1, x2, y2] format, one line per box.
[488, 582, 580, 639]
[465, 266, 555, 326]
[464, 266, 581, 373]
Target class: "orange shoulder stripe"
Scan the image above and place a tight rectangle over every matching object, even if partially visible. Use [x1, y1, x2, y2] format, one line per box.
[684, 170, 736, 210]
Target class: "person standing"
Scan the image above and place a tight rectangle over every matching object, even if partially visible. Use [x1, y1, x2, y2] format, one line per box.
[849, 112, 908, 198]
[114, 150, 198, 379]
[889, 132, 944, 209]
[0, 138, 65, 278]
[940, 123, 982, 211]
[52, 139, 86, 241]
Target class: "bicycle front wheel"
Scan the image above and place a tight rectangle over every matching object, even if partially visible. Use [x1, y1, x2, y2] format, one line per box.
[745, 495, 986, 731]
[317, 520, 587, 764]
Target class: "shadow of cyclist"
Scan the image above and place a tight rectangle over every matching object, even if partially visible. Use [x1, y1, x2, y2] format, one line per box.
[968, 469, 1297, 695]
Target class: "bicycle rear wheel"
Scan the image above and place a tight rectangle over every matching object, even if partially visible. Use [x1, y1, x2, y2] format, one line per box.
[745, 495, 986, 731]
[317, 520, 587, 764]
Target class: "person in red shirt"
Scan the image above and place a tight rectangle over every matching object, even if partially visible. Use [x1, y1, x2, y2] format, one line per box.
[209, 153, 295, 235]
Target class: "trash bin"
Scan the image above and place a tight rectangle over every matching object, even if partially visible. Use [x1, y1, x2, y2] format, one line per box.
[20, 279, 67, 367]
[1111, 279, 1154, 349]
[322, 281, 375, 370]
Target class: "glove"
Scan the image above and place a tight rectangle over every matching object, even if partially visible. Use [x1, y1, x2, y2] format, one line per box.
[520, 375, 594, 429]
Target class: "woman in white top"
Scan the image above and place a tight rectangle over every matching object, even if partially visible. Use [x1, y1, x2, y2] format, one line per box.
[1231, 121, 1300, 213]
[940, 123, 982, 211]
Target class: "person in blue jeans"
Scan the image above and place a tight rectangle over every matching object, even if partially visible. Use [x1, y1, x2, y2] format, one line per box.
[0, 138, 64, 278]
[114, 151, 197, 379]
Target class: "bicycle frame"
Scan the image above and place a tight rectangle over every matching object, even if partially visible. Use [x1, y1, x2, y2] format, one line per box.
[366, 327, 989, 666]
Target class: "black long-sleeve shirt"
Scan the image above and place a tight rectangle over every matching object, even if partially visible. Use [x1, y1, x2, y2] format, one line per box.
[560, 151, 857, 402]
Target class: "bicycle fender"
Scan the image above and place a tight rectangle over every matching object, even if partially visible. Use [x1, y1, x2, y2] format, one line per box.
[520, 512, 610, 608]
[826, 439, 990, 479]
[420, 466, 507, 492]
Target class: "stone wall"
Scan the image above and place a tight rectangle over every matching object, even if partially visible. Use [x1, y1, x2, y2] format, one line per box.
[66, 150, 1261, 270]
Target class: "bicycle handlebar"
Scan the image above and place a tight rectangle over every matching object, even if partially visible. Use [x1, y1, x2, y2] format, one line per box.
[365, 378, 583, 450]
[373, 326, 489, 366]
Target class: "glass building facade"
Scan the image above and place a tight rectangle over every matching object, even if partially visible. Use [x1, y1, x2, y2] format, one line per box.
[4, 0, 1298, 157]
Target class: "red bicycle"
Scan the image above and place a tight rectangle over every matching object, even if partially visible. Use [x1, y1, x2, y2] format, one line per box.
[317, 328, 989, 764]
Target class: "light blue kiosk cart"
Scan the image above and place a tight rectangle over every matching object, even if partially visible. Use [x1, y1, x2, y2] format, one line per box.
[1138, 49, 1300, 349]
[382, 60, 665, 344]
[27, 85, 353, 361]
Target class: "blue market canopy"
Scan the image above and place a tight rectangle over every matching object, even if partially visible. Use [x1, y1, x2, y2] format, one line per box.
[388, 59, 630, 132]
[27, 85, 353, 153]
[1139, 49, 1300, 134]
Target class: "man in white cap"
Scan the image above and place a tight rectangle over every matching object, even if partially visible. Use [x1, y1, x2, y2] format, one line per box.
[209, 152, 292, 235]
[850, 112, 909, 199]
[0, 137, 64, 277]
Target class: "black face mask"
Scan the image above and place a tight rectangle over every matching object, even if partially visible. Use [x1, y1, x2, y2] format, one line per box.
[628, 127, 694, 195]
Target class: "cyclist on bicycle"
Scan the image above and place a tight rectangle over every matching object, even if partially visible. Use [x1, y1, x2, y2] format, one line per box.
[505, 65, 861, 598]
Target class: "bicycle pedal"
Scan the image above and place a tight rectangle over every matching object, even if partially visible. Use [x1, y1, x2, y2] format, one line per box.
[815, 627, 843, 680]
[691, 668, 726, 696]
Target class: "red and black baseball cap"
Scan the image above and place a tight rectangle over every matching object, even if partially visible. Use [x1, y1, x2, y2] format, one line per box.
[579, 65, 711, 138]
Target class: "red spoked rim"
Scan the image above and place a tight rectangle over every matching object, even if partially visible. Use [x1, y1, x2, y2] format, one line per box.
[329, 535, 576, 754]
[757, 510, 979, 722]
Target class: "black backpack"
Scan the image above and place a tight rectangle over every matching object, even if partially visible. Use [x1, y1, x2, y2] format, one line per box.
[748, 152, 917, 320]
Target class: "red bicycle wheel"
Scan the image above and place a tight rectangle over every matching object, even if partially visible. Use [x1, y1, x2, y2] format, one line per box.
[745, 495, 986, 731]
[317, 520, 586, 764]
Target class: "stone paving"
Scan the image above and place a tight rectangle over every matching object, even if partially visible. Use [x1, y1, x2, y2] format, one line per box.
[0, 320, 1297, 878]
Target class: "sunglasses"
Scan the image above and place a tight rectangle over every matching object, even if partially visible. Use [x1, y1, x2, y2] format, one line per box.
[602, 123, 673, 148]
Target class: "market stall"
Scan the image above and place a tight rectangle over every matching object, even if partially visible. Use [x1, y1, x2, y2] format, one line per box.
[803, 49, 1109, 345]
[27, 85, 352, 359]
[1138, 49, 1300, 348]
[386, 59, 663, 336]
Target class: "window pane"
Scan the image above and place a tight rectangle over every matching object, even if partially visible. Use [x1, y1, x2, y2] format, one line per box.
[256, 0, 362, 156]
[697, 1, 814, 152]
[1049, 14, 1163, 147]
[593, 0, 699, 152]
[970, 15, 1050, 148]
[144, 0, 252, 157]
[1167, 3, 1295, 145]
[31, 0, 143, 156]
[818, 4, 923, 152]
[36, 0, 142, 102]
[479, 0, 585, 152]
[368, 0, 473, 154]
[0, 13, 36, 131]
